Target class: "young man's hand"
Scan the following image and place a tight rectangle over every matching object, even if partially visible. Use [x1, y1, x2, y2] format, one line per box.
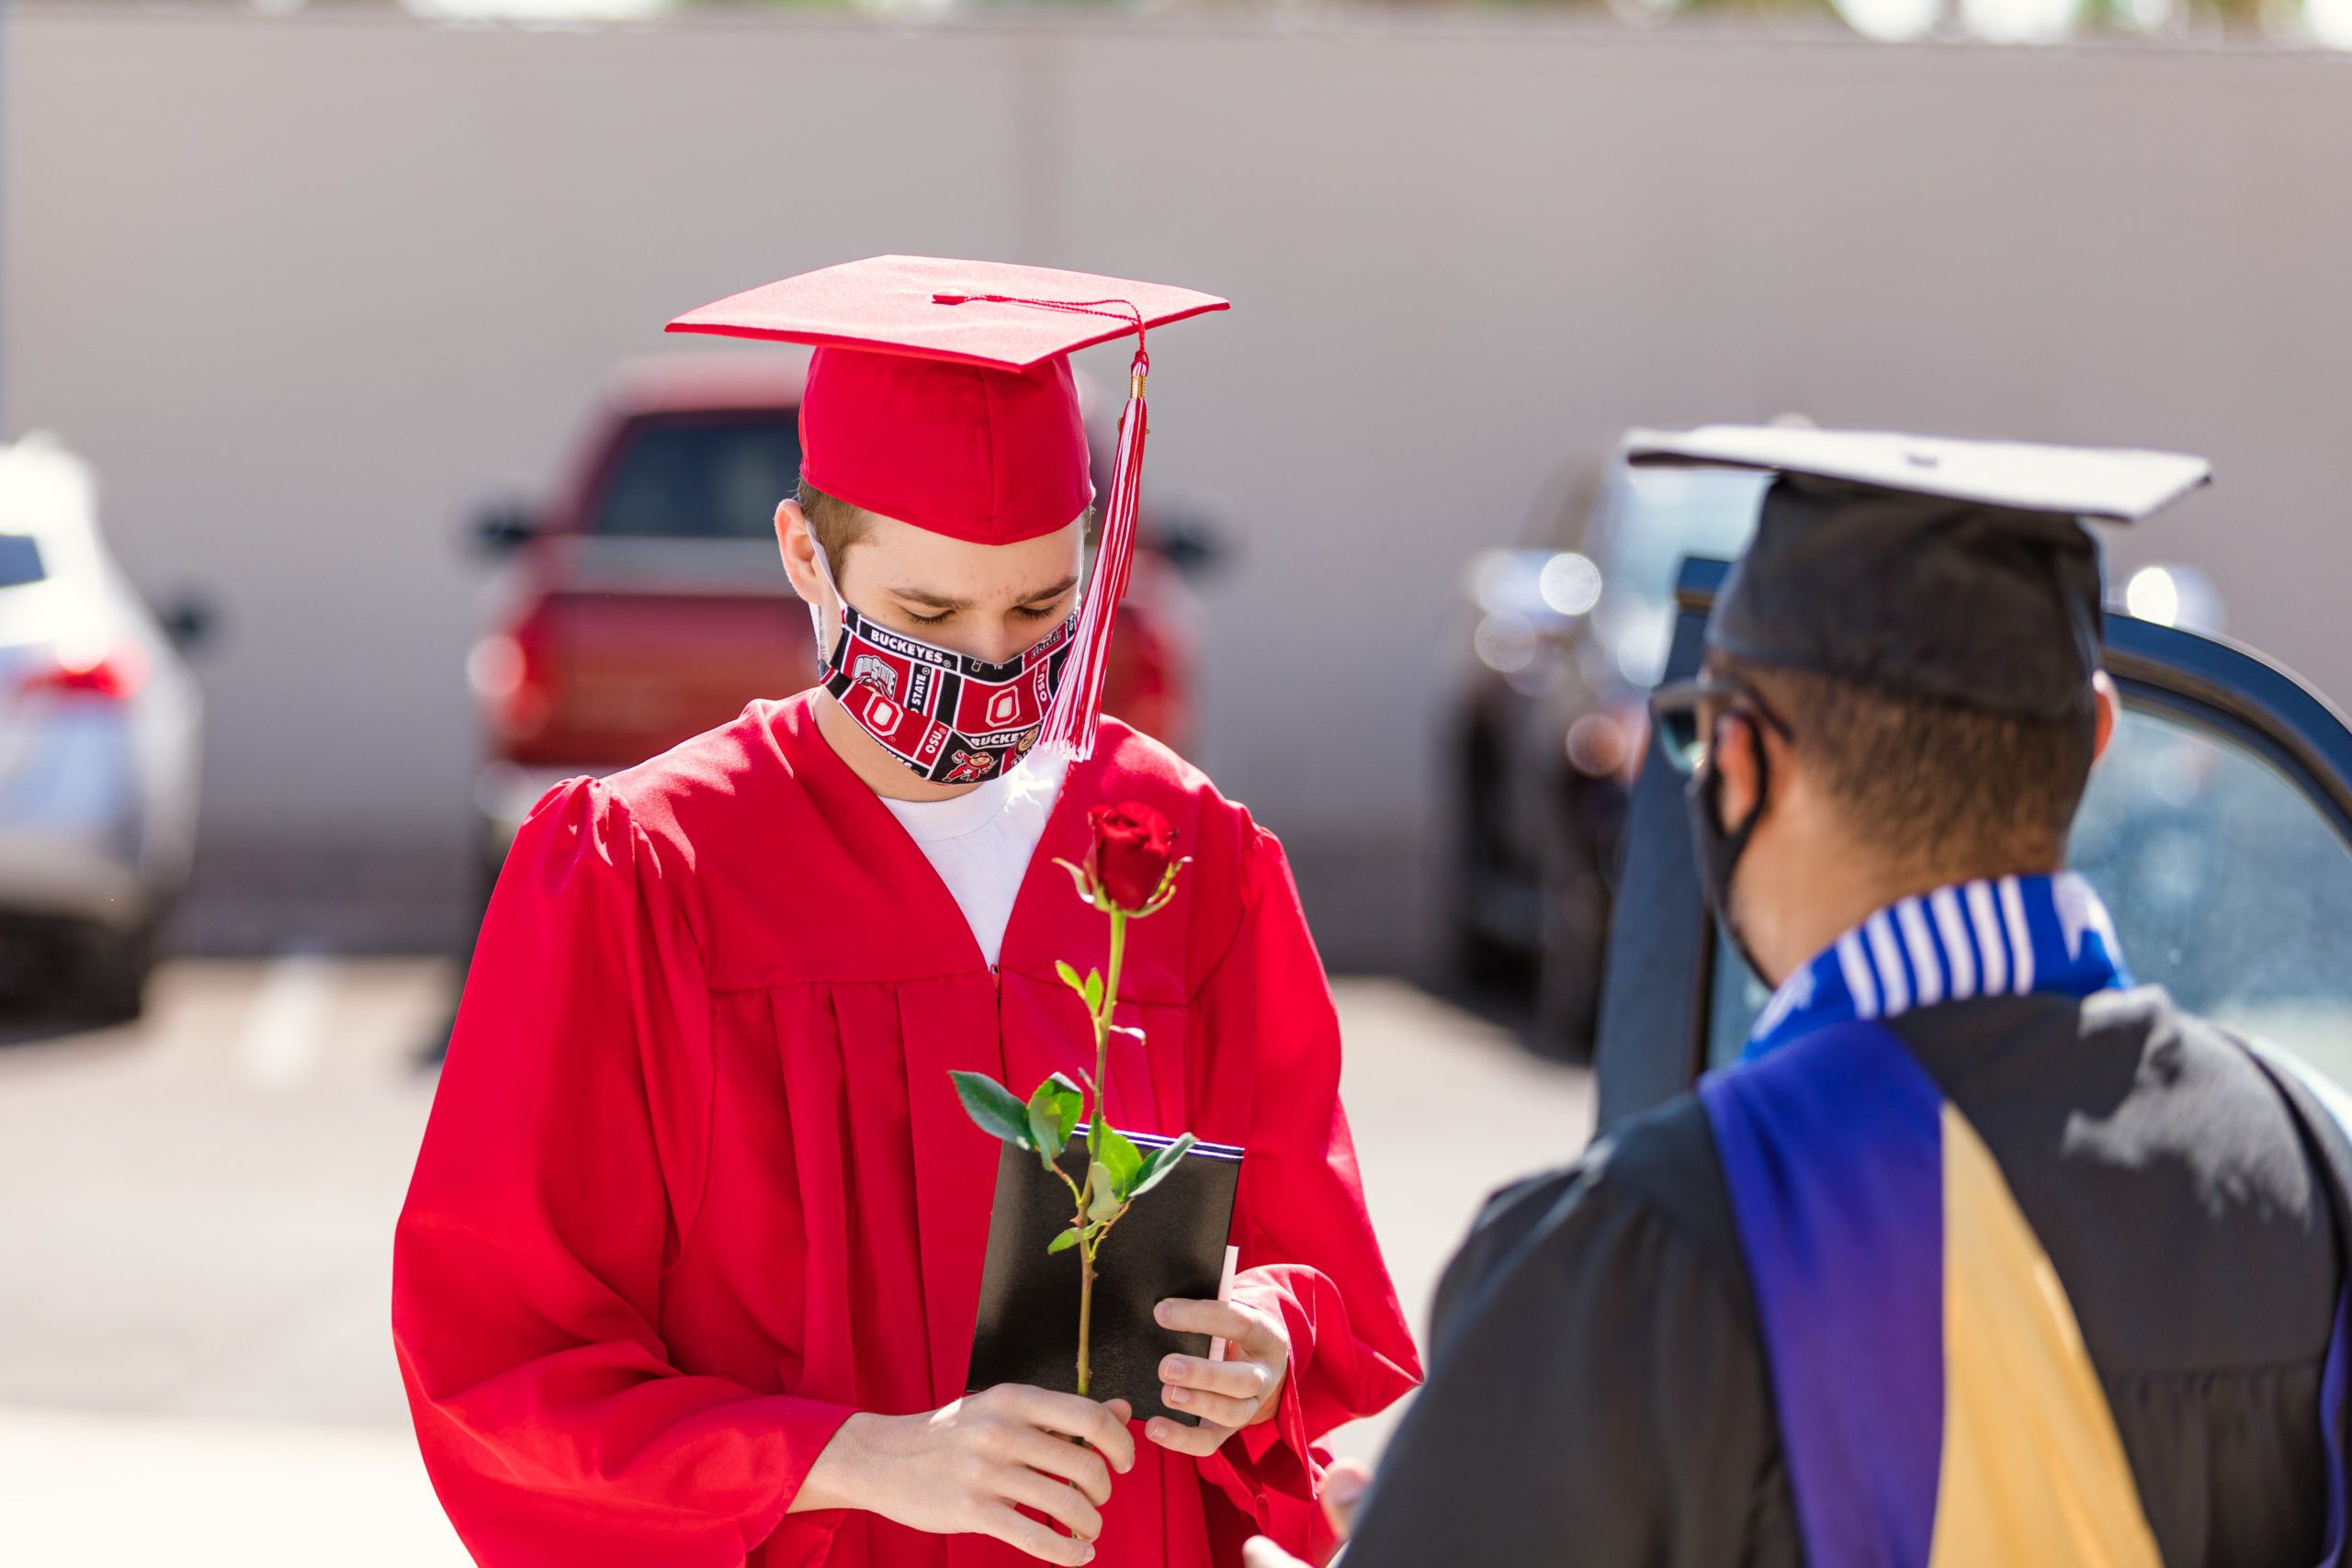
[1145, 1294, 1292, 1456]
[1242, 1458, 1372, 1568]
[794, 1385, 1135, 1565]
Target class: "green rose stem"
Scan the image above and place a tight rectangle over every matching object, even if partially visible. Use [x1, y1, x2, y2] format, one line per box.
[949, 812, 1193, 1425]
[1075, 907, 1128, 1398]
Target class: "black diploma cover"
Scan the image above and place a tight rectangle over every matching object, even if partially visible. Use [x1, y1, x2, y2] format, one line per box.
[966, 1128, 1244, 1425]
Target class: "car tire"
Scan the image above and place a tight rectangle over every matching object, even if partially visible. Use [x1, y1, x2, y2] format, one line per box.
[1532, 870, 1607, 1064]
[1450, 720, 1538, 986]
[70, 918, 156, 1024]
[1452, 876, 1532, 986]
[1530, 774, 1619, 1064]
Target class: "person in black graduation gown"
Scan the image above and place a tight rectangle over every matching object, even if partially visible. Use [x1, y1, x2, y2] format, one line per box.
[1250, 427, 2352, 1568]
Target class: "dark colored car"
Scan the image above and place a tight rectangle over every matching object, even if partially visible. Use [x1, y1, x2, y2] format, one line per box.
[1449, 452, 1765, 1058]
[1592, 555, 2352, 1131]
[466, 355, 1214, 894]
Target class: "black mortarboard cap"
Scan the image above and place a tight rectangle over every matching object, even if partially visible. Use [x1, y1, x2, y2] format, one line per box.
[1623, 426, 2212, 720]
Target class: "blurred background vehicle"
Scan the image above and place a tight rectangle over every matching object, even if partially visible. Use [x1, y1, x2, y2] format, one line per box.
[464, 355, 1221, 898]
[1447, 449, 1766, 1058]
[0, 434, 209, 1020]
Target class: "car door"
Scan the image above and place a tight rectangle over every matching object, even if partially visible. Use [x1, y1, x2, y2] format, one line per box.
[1592, 556, 2352, 1131]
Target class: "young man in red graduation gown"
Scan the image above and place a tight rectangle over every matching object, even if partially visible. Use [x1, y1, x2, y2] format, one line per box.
[392, 258, 1419, 1568]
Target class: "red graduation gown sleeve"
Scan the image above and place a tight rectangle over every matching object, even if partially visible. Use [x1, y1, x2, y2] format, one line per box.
[1184, 827, 1423, 1562]
[392, 778, 854, 1567]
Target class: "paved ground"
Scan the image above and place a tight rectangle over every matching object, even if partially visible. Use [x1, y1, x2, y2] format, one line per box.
[0, 959, 1589, 1564]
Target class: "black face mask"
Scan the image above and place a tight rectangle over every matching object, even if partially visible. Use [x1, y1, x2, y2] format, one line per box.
[1685, 713, 1773, 984]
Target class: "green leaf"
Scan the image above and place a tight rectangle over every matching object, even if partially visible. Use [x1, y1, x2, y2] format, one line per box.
[1100, 1126, 1144, 1198]
[1128, 1132, 1198, 1200]
[950, 1070, 1035, 1150]
[1052, 1072, 1090, 1140]
[1047, 1226, 1082, 1254]
[1133, 858, 1191, 919]
[1085, 1163, 1124, 1223]
[1055, 960, 1087, 998]
[1025, 1094, 1060, 1156]
[1084, 971, 1105, 1012]
[1027, 1076, 1084, 1156]
[1053, 857, 1099, 907]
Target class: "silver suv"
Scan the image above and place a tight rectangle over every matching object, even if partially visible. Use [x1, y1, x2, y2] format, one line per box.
[0, 434, 205, 1019]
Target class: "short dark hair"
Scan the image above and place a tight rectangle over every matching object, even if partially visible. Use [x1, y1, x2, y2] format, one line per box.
[793, 479, 1098, 578]
[796, 479, 871, 577]
[1717, 654, 2098, 877]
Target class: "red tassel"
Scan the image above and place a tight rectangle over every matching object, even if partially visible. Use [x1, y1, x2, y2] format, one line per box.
[1040, 352, 1147, 760]
[928, 290, 1153, 761]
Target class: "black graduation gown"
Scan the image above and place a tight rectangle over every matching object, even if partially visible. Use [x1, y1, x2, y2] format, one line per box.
[1341, 987, 2345, 1567]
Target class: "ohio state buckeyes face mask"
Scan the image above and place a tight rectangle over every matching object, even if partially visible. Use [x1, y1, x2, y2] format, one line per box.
[808, 546, 1076, 785]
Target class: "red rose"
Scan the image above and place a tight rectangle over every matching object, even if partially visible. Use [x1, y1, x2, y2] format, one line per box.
[1086, 802, 1179, 914]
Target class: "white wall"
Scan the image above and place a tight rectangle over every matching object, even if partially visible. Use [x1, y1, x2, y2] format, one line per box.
[10, 7, 2352, 959]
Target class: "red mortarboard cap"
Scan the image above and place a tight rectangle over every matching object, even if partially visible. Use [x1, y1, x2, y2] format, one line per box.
[666, 255, 1227, 544]
[667, 254, 1228, 372]
[665, 255, 1228, 757]
[795, 353, 1087, 547]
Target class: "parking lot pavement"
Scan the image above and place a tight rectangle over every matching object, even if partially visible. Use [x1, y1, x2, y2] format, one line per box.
[1314, 977, 1596, 1461]
[0, 959, 1590, 1561]
[0, 1404, 469, 1567]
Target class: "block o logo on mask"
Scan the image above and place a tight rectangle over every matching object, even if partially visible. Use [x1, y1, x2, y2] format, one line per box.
[819, 600, 1077, 784]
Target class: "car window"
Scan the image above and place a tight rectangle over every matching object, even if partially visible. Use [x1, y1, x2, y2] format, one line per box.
[0, 535, 43, 588]
[1587, 467, 1767, 688]
[1593, 467, 1767, 607]
[2074, 706, 2352, 1077]
[590, 413, 803, 541]
[1702, 701, 2352, 1081]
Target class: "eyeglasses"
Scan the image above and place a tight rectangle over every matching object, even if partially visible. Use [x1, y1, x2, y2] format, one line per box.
[1648, 677, 1793, 776]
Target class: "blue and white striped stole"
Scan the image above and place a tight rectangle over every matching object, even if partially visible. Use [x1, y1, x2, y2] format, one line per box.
[1745, 872, 2133, 1063]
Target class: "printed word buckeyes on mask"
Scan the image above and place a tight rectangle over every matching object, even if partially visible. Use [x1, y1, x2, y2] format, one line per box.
[820, 601, 1076, 784]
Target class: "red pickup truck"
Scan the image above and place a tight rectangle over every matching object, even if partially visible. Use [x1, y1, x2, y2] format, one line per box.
[467, 355, 1208, 889]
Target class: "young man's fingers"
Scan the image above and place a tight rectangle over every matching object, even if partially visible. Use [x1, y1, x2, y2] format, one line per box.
[1003, 1386, 1136, 1472]
[1161, 1382, 1260, 1428]
[1002, 1427, 1113, 1506]
[1154, 1297, 1258, 1346]
[1322, 1457, 1374, 1539]
[1160, 1353, 1271, 1402]
[1145, 1414, 1232, 1457]
[979, 1503, 1095, 1567]
[996, 1465, 1104, 1543]
[1243, 1539, 1312, 1568]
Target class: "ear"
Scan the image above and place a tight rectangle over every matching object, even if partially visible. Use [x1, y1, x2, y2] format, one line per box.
[776, 498, 824, 600]
[2090, 670, 2120, 765]
[1711, 706, 1766, 829]
[776, 498, 842, 653]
